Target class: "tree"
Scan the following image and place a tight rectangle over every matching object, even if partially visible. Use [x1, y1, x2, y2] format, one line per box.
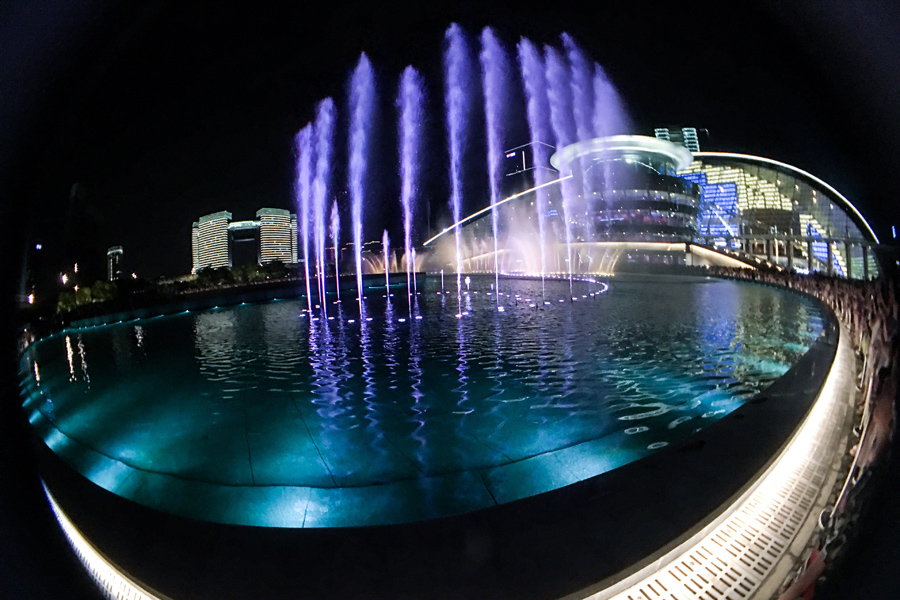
[56, 292, 77, 314]
[91, 280, 117, 303]
[74, 286, 92, 306]
[263, 260, 287, 280]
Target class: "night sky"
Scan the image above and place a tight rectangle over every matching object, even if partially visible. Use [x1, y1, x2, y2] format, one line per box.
[2, 4, 900, 599]
[7, 1, 900, 282]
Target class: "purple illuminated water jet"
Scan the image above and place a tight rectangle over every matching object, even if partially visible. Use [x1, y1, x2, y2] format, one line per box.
[289, 25, 631, 290]
[313, 98, 335, 314]
[349, 53, 375, 313]
[517, 38, 552, 292]
[382, 230, 390, 291]
[398, 66, 425, 313]
[562, 33, 595, 196]
[592, 62, 628, 138]
[443, 23, 473, 307]
[294, 125, 314, 314]
[479, 27, 511, 301]
[561, 34, 594, 143]
[330, 200, 341, 302]
[544, 45, 577, 291]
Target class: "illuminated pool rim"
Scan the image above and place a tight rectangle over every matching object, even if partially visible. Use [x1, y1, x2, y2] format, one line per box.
[30, 278, 841, 600]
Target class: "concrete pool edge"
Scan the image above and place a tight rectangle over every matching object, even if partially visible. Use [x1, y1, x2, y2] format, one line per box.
[575, 315, 855, 600]
[32, 292, 840, 600]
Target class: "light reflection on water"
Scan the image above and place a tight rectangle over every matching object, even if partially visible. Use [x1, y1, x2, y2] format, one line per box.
[21, 276, 824, 492]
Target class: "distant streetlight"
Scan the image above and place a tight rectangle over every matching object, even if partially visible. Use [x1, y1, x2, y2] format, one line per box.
[61, 273, 68, 285]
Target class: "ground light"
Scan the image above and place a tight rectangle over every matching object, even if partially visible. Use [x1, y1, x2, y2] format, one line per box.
[599, 321, 855, 600]
[36, 286, 852, 600]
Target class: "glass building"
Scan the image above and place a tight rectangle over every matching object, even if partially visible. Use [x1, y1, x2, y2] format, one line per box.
[681, 153, 880, 278]
[191, 208, 298, 273]
[427, 135, 881, 279]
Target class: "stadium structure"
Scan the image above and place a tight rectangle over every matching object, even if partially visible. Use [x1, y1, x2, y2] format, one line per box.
[425, 129, 882, 280]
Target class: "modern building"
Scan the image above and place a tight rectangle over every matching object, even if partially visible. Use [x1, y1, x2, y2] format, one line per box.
[549, 135, 702, 243]
[427, 133, 881, 279]
[257, 208, 298, 265]
[106, 246, 123, 281]
[680, 153, 879, 278]
[654, 126, 704, 152]
[193, 211, 232, 271]
[191, 208, 298, 273]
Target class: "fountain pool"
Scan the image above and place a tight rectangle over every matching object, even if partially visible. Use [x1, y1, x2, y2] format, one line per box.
[21, 275, 827, 528]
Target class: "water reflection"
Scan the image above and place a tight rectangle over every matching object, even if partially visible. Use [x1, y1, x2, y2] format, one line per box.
[23, 276, 825, 495]
[65, 335, 75, 381]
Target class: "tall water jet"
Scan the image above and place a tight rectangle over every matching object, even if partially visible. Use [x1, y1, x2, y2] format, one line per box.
[398, 66, 425, 314]
[294, 125, 315, 314]
[349, 53, 376, 313]
[443, 23, 473, 309]
[561, 34, 594, 143]
[544, 45, 578, 291]
[382, 230, 390, 292]
[330, 200, 341, 302]
[517, 38, 552, 294]
[592, 62, 628, 138]
[562, 33, 596, 197]
[479, 27, 510, 302]
[411, 248, 418, 294]
[313, 98, 336, 313]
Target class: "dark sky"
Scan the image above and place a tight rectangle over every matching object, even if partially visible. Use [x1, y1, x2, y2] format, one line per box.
[7, 0, 900, 281]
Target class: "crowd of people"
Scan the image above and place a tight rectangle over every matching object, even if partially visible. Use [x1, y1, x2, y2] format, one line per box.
[708, 265, 898, 599]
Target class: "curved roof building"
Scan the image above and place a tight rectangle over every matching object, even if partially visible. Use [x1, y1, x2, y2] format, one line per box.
[427, 135, 881, 279]
[683, 152, 880, 278]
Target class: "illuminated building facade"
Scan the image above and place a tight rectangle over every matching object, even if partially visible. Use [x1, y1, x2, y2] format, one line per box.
[257, 208, 297, 265]
[431, 135, 881, 279]
[106, 246, 123, 281]
[193, 211, 232, 271]
[654, 126, 703, 152]
[191, 208, 298, 273]
[550, 135, 702, 243]
[681, 153, 880, 278]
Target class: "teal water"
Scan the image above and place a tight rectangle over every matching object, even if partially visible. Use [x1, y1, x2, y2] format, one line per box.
[20, 275, 826, 526]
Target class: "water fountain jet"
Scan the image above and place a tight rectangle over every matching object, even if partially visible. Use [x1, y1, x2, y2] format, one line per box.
[349, 53, 375, 315]
[398, 66, 425, 315]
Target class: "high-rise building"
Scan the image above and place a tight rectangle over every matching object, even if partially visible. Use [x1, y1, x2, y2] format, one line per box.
[654, 127, 703, 152]
[257, 208, 296, 265]
[106, 246, 123, 281]
[191, 223, 199, 272]
[290, 214, 298, 264]
[195, 211, 232, 271]
[191, 208, 299, 273]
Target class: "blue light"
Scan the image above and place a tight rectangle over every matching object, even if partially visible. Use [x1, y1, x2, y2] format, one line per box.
[680, 172, 738, 239]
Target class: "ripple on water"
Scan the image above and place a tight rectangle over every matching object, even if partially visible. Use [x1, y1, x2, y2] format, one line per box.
[22, 276, 823, 492]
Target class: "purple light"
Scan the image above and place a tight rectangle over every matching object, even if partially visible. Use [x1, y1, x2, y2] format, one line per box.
[330, 200, 341, 302]
[398, 66, 425, 315]
[444, 23, 473, 311]
[561, 33, 594, 143]
[517, 38, 552, 294]
[294, 125, 314, 315]
[592, 62, 629, 138]
[480, 27, 511, 300]
[349, 53, 375, 316]
[313, 98, 336, 315]
[383, 229, 390, 291]
[545, 45, 577, 293]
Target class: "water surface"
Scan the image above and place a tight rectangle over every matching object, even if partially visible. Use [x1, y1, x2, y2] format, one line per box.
[20, 275, 826, 526]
